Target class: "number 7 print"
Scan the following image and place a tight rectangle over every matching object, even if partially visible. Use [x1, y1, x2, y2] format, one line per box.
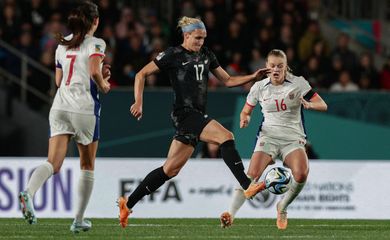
[65, 55, 77, 86]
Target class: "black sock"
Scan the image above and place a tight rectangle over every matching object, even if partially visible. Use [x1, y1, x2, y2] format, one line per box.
[220, 140, 251, 190]
[126, 166, 170, 209]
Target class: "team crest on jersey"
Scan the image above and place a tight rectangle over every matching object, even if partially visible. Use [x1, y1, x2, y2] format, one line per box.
[156, 51, 165, 61]
[95, 44, 103, 53]
[289, 93, 295, 100]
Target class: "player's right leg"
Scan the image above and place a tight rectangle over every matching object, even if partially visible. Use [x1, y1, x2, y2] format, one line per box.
[220, 211, 233, 228]
[19, 134, 69, 224]
[220, 152, 272, 228]
[243, 151, 273, 198]
[118, 140, 194, 228]
[220, 187, 245, 228]
[70, 219, 92, 233]
[70, 138, 98, 233]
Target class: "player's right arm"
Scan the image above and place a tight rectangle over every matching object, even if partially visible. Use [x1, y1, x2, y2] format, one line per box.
[240, 103, 255, 128]
[130, 61, 160, 120]
[240, 82, 260, 128]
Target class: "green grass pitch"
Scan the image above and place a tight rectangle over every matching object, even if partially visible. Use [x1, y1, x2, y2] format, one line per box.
[0, 218, 389, 239]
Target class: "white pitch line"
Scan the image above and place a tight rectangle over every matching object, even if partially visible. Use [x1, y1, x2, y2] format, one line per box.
[0, 237, 89, 239]
[107, 236, 362, 239]
[237, 224, 389, 228]
[293, 224, 389, 227]
[0, 234, 371, 240]
[0, 223, 388, 228]
[0, 237, 35, 239]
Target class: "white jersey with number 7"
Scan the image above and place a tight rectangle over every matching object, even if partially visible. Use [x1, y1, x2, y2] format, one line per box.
[52, 34, 106, 116]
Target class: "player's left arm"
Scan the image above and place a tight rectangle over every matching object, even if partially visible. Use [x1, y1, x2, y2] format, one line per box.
[300, 91, 328, 112]
[211, 67, 271, 87]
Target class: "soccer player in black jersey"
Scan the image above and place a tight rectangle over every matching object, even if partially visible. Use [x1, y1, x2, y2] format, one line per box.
[118, 16, 271, 227]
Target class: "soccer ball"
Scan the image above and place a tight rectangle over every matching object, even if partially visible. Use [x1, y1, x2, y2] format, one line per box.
[265, 167, 291, 195]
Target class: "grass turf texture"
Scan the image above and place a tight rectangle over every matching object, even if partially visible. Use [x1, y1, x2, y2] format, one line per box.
[0, 218, 389, 239]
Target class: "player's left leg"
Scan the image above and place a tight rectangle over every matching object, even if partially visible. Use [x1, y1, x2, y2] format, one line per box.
[126, 140, 194, 209]
[20, 134, 70, 224]
[118, 140, 194, 228]
[277, 148, 309, 230]
[70, 141, 98, 233]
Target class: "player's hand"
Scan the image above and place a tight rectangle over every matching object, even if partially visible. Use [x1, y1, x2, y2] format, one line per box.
[99, 80, 110, 94]
[240, 115, 250, 128]
[300, 97, 312, 110]
[130, 102, 143, 121]
[102, 64, 111, 79]
[253, 68, 271, 82]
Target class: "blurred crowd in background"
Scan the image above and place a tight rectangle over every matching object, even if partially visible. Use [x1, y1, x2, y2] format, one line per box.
[1, 0, 390, 111]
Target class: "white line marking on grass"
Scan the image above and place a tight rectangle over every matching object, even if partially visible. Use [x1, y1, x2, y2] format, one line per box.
[122, 236, 361, 239]
[294, 224, 389, 227]
[0, 237, 89, 239]
[241, 224, 389, 228]
[0, 237, 35, 239]
[0, 223, 212, 227]
[1, 223, 388, 228]
[0, 235, 368, 240]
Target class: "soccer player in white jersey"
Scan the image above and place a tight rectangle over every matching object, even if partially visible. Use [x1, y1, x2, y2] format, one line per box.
[220, 49, 327, 230]
[18, 1, 110, 233]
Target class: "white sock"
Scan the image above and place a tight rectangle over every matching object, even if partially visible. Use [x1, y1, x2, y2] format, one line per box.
[26, 162, 54, 197]
[229, 188, 246, 218]
[278, 177, 306, 212]
[228, 176, 255, 218]
[75, 170, 94, 222]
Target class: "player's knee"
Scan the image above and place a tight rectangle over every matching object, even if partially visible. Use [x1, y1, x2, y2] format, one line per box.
[225, 131, 234, 141]
[47, 158, 63, 174]
[293, 170, 308, 183]
[218, 131, 234, 145]
[163, 166, 180, 178]
[165, 169, 179, 178]
[80, 162, 94, 170]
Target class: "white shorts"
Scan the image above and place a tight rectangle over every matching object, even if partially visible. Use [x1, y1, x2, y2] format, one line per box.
[253, 134, 306, 162]
[49, 109, 99, 145]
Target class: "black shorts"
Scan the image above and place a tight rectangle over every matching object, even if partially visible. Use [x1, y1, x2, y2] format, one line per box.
[170, 108, 212, 147]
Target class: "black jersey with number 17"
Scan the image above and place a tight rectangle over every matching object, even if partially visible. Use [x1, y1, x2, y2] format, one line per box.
[153, 46, 220, 113]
